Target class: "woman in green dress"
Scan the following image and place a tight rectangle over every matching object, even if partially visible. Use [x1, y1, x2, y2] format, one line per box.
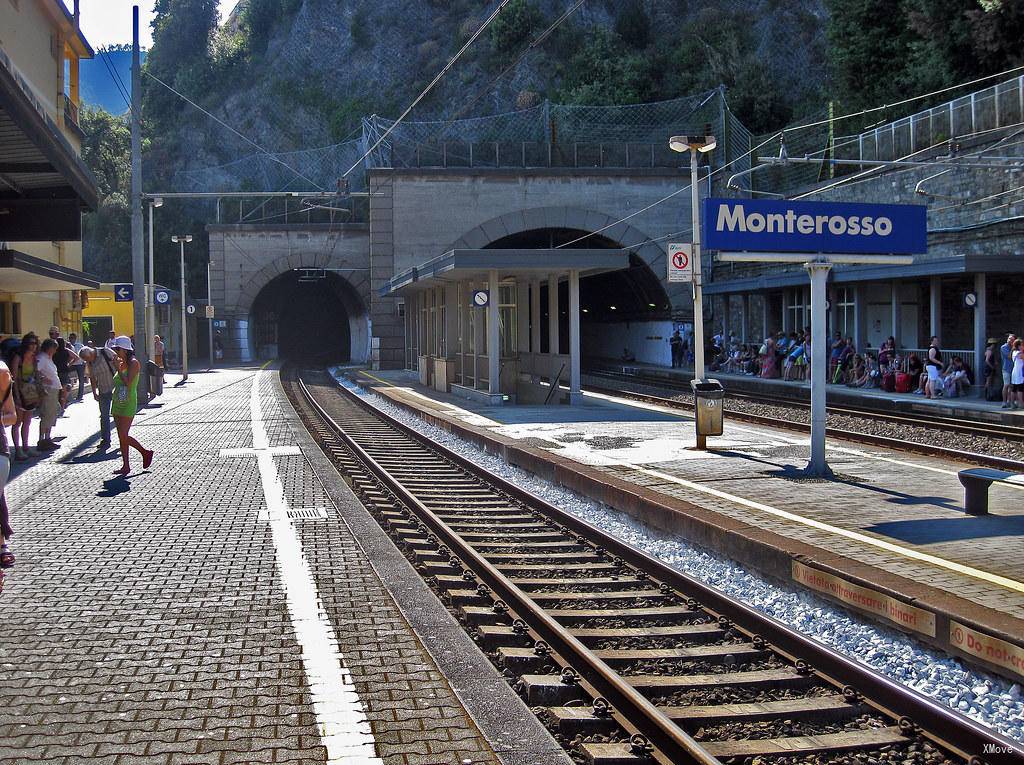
[110, 336, 154, 476]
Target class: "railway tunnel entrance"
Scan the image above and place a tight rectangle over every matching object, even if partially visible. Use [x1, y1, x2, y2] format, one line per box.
[487, 229, 673, 367]
[249, 270, 369, 364]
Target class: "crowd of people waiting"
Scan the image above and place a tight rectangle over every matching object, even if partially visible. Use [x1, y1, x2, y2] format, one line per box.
[0, 327, 157, 572]
[701, 329, 1024, 406]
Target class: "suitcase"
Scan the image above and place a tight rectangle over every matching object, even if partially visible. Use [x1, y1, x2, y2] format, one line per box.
[881, 371, 896, 392]
[895, 372, 912, 393]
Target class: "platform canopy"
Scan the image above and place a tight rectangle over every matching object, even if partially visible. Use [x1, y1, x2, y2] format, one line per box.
[381, 248, 631, 296]
[0, 249, 99, 292]
[0, 50, 100, 241]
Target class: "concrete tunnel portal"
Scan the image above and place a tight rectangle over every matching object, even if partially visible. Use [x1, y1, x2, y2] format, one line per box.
[249, 269, 369, 365]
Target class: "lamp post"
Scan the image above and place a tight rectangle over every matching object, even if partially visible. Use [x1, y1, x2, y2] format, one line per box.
[669, 134, 716, 448]
[206, 257, 213, 370]
[147, 197, 162, 365]
[171, 235, 192, 382]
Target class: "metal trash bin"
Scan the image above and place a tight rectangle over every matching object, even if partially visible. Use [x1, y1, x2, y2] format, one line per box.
[690, 378, 724, 437]
[147, 359, 163, 398]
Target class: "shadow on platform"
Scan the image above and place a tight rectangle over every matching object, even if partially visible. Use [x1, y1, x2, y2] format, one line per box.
[866, 515, 1024, 543]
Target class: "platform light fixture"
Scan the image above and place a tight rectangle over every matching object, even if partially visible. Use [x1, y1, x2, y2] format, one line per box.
[668, 134, 716, 449]
[669, 135, 717, 153]
[172, 235, 193, 382]
[146, 197, 164, 367]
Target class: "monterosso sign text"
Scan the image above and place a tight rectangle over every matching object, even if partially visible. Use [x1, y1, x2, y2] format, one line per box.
[703, 198, 928, 255]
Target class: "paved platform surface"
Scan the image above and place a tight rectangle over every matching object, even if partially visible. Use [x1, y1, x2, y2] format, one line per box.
[354, 368, 1024, 682]
[588, 358, 1024, 423]
[0, 366, 567, 765]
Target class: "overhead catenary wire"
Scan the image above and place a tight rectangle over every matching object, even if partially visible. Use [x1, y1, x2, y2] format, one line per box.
[98, 48, 134, 114]
[557, 71, 1024, 251]
[145, 70, 327, 191]
[342, 0, 516, 177]
[425, 0, 586, 142]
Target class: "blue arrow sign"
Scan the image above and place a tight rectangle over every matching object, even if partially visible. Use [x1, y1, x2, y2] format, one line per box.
[113, 284, 133, 302]
[154, 289, 170, 305]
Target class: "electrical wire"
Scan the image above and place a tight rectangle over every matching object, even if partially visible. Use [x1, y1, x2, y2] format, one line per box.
[342, 0, 516, 177]
[98, 48, 133, 114]
[144, 70, 327, 191]
[558, 73, 1024, 250]
[425, 0, 585, 141]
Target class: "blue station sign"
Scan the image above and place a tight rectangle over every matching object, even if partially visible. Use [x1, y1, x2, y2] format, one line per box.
[703, 198, 927, 255]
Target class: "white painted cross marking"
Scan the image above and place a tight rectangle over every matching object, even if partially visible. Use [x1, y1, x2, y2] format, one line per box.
[246, 373, 383, 764]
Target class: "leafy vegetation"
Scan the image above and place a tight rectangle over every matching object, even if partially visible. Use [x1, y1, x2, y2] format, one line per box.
[489, 0, 543, 56]
[827, 0, 1024, 111]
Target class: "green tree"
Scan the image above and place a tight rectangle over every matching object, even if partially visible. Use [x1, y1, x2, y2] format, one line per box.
[143, 0, 220, 123]
[80, 108, 132, 280]
[614, 0, 651, 49]
[559, 28, 651, 105]
[490, 0, 543, 56]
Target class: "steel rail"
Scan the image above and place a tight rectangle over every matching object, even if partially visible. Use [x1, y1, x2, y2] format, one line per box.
[585, 368, 1024, 441]
[293, 374, 719, 765]
[582, 376, 1024, 473]
[310, 370, 1024, 765]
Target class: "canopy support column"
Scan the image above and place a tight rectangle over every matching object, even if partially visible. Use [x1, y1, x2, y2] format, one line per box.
[569, 269, 581, 405]
[488, 269, 500, 396]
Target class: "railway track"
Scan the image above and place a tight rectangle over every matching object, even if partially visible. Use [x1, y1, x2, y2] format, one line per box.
[284, 367, 1024, 765]
[582, 369, 1024, 472]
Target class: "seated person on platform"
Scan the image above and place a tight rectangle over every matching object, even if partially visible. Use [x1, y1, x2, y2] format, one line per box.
[877, 336, 896, 369]
[621, 348, 636, 362]
[850, 354, 878, 388]
[942, 356, 972, 398]
[783, 339, 805, 381]
[844, 354, 864, 386]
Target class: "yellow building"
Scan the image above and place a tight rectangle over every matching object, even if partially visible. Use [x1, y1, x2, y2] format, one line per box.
[0, 0, 99, 341]
[82, 283, 181, 350]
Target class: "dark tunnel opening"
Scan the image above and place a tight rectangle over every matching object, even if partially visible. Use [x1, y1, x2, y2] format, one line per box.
[250, 271, 354, 364]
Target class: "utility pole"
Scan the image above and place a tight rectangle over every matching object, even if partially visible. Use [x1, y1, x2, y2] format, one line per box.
[130, 5, 150, 399]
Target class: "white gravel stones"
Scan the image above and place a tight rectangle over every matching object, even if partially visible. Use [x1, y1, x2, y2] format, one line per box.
[331, 370, 1024, 742]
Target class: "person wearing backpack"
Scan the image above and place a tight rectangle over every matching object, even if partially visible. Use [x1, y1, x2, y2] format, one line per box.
[9, 333, 41, 461]
[79, 344, 117, 451]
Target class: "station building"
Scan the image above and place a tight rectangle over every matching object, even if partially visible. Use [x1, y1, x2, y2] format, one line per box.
[0, 0, 99, 340]
[708, 75, 1024, 377]
[205, 78, 1023, 390]
[81, 283, 182, 354]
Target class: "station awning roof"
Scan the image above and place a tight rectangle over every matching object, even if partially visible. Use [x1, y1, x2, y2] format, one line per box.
[0, 49, 100, 241]
[703, 253, 1024, 295]
[0, 249, 100, 293]
[382, 248, 631, 296]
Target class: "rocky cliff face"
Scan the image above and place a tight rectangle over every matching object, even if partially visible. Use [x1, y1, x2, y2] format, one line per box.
[151, 0, 828, 177]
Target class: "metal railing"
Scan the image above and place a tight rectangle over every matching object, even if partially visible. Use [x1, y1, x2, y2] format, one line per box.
[389, 140, 687, 170]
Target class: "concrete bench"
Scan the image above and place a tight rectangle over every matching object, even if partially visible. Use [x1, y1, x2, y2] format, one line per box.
[958, 468, 1024, 515]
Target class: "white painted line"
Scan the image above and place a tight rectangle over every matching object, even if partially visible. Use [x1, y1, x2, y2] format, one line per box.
[248, 373, 383, 764]
[623, 460, 1024, 594]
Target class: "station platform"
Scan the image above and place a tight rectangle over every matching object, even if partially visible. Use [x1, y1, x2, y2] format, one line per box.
[352, 368, 1024, 684]
[586, 358, 1024, 425]
[0, 365, 568, 765]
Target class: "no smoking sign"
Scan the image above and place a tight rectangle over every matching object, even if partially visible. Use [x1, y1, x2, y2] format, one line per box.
[667, 243, 696, 283]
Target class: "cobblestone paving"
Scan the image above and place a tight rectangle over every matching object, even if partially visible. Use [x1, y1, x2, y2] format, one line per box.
[0, 367, 501, 765]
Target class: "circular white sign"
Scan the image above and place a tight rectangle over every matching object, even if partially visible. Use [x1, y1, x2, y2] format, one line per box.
[964, 292, 977, 308]
[186, 304, 196, 315]
[155, 290, 170, 305]
[472, 290, 489, 307]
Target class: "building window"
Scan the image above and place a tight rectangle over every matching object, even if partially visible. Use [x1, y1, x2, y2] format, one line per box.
[835, 287, 855, 336]
[785, 288, 809, 332]
[498, 284, 517, 358]
[0, 302, 21, 336]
